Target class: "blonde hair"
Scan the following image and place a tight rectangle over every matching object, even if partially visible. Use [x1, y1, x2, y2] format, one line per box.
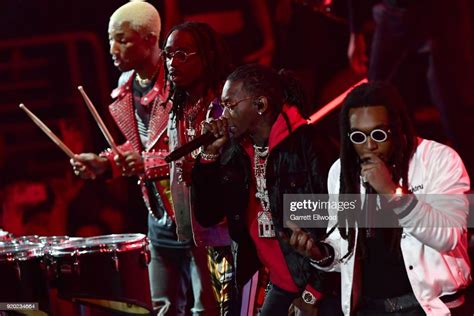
[109, 1, 161, 37]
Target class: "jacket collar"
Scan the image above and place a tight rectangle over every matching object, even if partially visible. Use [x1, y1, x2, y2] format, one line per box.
[239, 104, 306, 159]
[268, 104, 307, 152]
[108, 64, 170, 152]
[111, 63, 167, 105]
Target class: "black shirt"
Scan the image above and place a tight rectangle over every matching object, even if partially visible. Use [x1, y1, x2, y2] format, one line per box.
[132, 78, 190, 249]
[362, 227, 413, 298]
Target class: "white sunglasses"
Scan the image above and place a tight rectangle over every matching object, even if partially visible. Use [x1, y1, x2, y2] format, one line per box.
[348, 129, 391, 144]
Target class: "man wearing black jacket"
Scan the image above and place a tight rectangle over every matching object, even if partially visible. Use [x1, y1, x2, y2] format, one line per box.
[192, 64, 338, 315]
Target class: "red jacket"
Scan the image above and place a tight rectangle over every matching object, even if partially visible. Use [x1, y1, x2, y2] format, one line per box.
[101, 66, 175, 220]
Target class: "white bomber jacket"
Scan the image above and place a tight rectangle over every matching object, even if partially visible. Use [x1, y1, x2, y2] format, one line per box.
[321, 138, 471, 315]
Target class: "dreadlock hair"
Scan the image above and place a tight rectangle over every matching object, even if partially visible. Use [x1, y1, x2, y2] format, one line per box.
[337, 81, 417, 261]
[162, 22, 232, 121]
[226, 64, 309, 118]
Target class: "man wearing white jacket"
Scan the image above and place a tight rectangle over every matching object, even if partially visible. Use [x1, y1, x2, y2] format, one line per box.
[287, 82, 471, 315]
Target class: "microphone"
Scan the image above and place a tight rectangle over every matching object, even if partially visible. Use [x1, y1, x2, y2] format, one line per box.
[363, 181, 376, 238]
[164, 132, 217, 163]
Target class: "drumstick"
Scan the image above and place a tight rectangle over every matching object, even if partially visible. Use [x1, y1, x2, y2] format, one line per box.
[19, 103, 76, 159]
[78, 86, 121, 155]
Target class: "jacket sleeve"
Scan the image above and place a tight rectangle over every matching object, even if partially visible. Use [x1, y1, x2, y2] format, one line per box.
[303, 126, 338, 242]
[191, 158, 227, 227]
[397, 143, 470, 252]
[313, 160, 344, 272]
[99, 142, 134, 178]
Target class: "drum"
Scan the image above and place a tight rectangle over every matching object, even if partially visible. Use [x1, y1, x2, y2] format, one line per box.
[0, 229, 11, 241]
[12, 235, 41, 244]
[50, 234, 152, 315]
[0, 243, 49, 316]
[40, 236, 81, 247]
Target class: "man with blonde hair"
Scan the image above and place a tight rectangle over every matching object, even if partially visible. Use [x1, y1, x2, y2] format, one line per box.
[71, 2, 217, 315]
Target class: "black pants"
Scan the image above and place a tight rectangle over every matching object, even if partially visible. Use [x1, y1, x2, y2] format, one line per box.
[260, 284, 298, 316]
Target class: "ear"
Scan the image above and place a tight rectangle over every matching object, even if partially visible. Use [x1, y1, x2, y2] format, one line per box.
[144, 32, 158, 46]
[254, 96, 269, 115]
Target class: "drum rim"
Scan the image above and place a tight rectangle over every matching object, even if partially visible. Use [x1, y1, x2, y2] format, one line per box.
[11, 235, 41, 244]
[39, 235, 82, 245]
[49, 233, 148, 256]
[0, 242, 45, 260]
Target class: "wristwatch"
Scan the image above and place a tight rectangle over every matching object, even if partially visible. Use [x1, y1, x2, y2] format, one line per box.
[302, 290, 317, 305]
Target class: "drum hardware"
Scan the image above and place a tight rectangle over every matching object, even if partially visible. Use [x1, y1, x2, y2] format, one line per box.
[111, 248, 119, 272]
[139, 248, 151, 267]
[72, 249, 80, 275]
[48, 257, 58, 280]
[14, 259, 22, 280]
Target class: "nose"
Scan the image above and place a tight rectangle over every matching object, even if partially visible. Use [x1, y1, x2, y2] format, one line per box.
[169, 56, 180, 67]
[366, 137, 378, 150]
[109, 40, 119, 55]
[222, 107, 231, 119]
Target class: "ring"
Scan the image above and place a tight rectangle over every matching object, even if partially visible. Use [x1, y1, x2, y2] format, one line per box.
[361, 175, 367, 183]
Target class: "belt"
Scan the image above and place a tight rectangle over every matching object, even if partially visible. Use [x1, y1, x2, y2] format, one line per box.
[362, 290, 464, 313]
[362, 293, 419, 313]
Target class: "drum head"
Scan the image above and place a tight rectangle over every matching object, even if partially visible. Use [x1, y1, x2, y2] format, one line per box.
[50, 234, 147, 256]
[39, 236, 82, 246]
[85, 234, 146, 248]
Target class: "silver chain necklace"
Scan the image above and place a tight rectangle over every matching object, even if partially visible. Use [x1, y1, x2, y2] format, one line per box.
[254, 144, 275, 238]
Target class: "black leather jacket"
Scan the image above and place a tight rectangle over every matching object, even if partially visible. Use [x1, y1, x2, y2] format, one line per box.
[192, 124, 332, 293]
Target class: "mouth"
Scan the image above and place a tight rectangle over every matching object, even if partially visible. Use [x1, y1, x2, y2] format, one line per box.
[228, 126, 237, 137]
[112, 57, 122, 67]
[360, 153, 386, 164]
[168, 70, 182, 81]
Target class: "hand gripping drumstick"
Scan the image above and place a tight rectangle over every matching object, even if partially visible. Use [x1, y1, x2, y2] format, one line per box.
[19, 103, 76, 159]
[77, 86, 121, 156]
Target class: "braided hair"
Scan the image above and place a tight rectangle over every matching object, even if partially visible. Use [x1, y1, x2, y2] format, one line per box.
[226, 64, 309, 118]
[161, 22, 232, 120]
[337, 82, 417, 261]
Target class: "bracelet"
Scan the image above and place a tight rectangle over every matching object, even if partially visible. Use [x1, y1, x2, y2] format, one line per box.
[310, 243, 334, 266]
[200, 150, 220, 162]
[387, 186, 403, 203]
[310, 254, 333, 266]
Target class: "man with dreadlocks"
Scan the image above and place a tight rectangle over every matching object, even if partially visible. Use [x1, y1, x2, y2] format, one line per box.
[291, 82, 471, 315]
[192, 64, 338, 315]
[162, 21, 236, 315]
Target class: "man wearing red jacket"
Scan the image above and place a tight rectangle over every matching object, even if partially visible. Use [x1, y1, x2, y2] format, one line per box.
[71, 2, 216, 315]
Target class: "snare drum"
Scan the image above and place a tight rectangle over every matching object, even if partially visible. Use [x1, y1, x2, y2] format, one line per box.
[0, 229, 11, 241]
[50, 234, 152, 315]
[0, 243, 49, 316]
[12, 235, 41, 244]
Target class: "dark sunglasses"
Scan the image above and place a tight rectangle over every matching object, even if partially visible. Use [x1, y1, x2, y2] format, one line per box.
[162, 50, 197, 63]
